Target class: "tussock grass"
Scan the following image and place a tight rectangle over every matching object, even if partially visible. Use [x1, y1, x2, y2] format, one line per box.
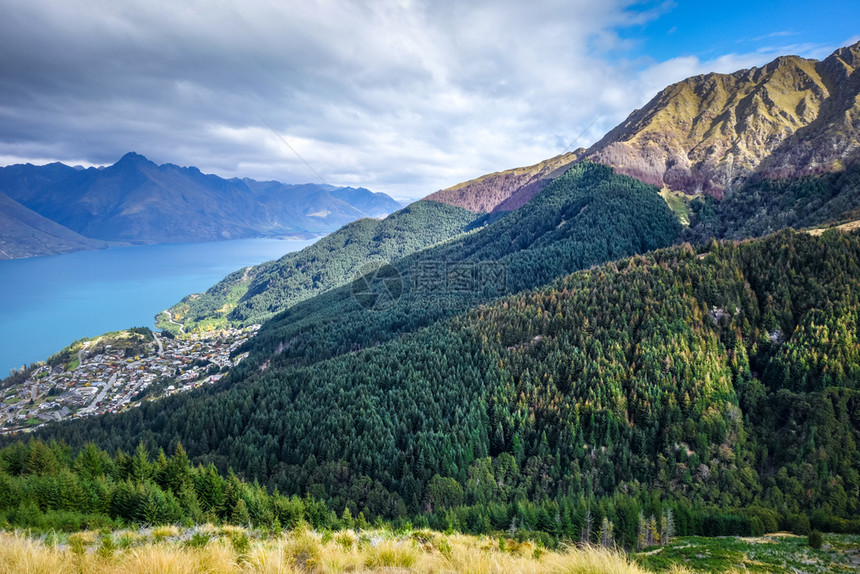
[0, 532, 77, 573]
[363, 539, 418, 569]
[281, 528, 322, 570]
[151, 524, 182, 542]
[0, 528, 725, 573]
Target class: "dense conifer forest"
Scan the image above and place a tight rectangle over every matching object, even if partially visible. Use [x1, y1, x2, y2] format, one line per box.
[0, 439, 819, 549]
[223, 162, 682, 369]
[686, 162, 860, 242]
[162, 200, 484, 332]
[3, 160, 859, 554]
[12, 223, 860, 543]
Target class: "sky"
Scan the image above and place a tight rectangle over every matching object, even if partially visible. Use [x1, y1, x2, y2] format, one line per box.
[0, 1, 857, 201]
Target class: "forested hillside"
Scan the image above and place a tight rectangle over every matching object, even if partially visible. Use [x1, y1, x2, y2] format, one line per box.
[163, 162, 680, 335]
[220, 162, 681, 369]
[161, 200, 484, 332]
[686, 162, 860, 242]
[19, 229, 860, 542]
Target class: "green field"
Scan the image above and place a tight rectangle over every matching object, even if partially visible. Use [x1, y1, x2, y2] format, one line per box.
[659, 187, 693, 225]
[636, 533, 860, 573]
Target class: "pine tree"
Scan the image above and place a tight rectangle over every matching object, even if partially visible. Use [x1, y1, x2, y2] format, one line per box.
[26, 441, 58, 476]
[341, 506, 354, 529]
[357, 510, 369, 530]
[648, 515, 659, 546]
[231, 499, 251, 526]
[131, 442, 151, 483]
[637, 511, 648, 549]
[581, 507, 593, 544]
[165, 443, 191, 494]
[599, 516, 615, 547]
[661, 507, 675, 545]
[179, 481, 204, 523]
[74, 443, 107, 480]
[512, 434, 524, 466]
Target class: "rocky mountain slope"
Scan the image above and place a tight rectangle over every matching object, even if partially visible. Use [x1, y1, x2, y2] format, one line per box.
[588, 41, 860, 198]
[427, 41, 860, 212]
[424, 152, 576, 213]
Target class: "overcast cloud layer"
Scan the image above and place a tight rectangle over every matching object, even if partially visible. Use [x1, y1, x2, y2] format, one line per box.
[0, 0, 855, 200]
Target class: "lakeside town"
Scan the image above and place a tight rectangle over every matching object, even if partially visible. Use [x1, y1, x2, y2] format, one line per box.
[0, 326, 259, 435]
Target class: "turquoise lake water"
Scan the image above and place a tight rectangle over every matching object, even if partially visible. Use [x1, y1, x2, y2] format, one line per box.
[0, 238, 317, 376]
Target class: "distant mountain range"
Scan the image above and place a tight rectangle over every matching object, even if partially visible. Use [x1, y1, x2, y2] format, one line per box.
[0, 153, 401, 259]
[428, 41, 860, 212]
[0, 192, 107, 259]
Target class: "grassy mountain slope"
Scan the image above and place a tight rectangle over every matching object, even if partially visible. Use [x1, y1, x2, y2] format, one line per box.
[0, 192, 107, 259]
[160, 200, 484, 332]
[587, 41, 860, 197]
[425, 152, 577, 213]
[0, 525, 686, 574]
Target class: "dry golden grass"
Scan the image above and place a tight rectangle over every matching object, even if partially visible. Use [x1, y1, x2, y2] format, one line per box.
[0, 528, 737, 574]
[0, 532, 78, 574]
[806, 219, 860, 236]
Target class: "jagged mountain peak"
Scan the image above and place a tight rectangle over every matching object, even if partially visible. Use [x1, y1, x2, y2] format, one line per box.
[825, 39, 860, 70]
[114, 151, 153, 166]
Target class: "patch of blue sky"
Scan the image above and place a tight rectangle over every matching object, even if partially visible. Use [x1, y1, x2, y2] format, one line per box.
[616, 0, 859, 64]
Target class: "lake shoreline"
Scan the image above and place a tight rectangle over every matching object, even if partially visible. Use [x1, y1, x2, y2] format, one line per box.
[0, 237, 318, 376]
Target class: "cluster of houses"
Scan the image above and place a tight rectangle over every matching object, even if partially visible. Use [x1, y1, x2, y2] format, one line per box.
[0, 326, 259, 435]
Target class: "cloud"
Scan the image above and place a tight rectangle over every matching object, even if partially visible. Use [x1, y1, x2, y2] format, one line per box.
[0, 1, 852, 200]
[743, 30, 799, 43]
